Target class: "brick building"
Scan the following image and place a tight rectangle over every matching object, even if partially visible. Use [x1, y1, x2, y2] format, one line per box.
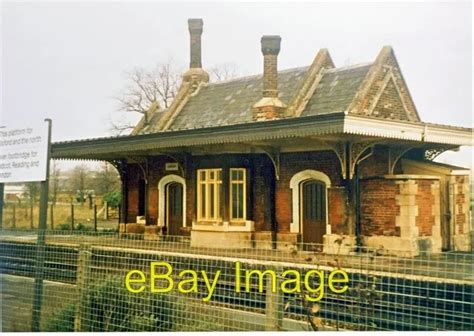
[53, 19, 472, 256]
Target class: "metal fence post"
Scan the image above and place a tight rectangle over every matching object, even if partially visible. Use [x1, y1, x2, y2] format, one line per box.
[94, 205, 97, 232]
[118, 205, 121, 224]
[0, 183, 4, 229]
[71, 203, 74, 230]
[12, 204, 16, 228]
[31, 118, 52, 332]
[50, 203, 54, 230]
[30, 202, 34, 228]
[75, 243, 92, 332]
[265, 268, 283, 331]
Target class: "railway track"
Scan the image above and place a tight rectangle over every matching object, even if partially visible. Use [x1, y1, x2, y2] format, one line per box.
[0, 240, 473, 331]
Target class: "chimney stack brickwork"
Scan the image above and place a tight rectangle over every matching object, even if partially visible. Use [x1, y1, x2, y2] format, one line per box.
[188, 18, 203, 68]
[261, 35, 281, 98]
[183, 18, 209, 87]
[253, 35, 286, 121]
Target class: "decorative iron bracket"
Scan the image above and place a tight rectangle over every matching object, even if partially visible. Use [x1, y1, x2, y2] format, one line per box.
[388, 146, 413, 175]
[424, 147, 452, 161]
[326, 140, 377, 180]
[126, 156, 148, 184]
[253, 145, 281, 180]
[108, 159, 128, 182]
[349, 141, 377, 179]
[331, 141, 347, 180]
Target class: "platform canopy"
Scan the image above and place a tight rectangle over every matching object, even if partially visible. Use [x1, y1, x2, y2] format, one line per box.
[52, 113, 472, 161]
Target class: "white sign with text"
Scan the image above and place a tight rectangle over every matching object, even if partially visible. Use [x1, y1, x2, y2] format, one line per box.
[0, 123, 49, 183]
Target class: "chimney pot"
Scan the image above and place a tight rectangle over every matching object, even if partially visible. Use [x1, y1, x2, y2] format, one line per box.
[261, 35, 281, 56]
[261, 35, 282, 98]
[188, 18, 203, 34]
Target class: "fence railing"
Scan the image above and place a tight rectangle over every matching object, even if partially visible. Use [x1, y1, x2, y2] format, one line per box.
[1, 201, 119, 231]
[0, 230, 473, 331]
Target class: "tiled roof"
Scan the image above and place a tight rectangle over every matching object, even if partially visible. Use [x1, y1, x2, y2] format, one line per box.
[142, 63, 372, 132]
[129, 56, 397, 135]
[168, 66, 309, 131]
[302, 63, 372, 116]
[139, 109, 167, 134]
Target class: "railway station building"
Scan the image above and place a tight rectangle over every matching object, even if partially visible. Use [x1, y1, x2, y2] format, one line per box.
[52, 19, 472, 256]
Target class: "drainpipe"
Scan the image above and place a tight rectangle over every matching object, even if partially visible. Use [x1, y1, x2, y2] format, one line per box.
[270, 168, 277, 249]
[120, 160, 128, 225]
[354, 164, 363, 249]
[144, 158, 149, 223]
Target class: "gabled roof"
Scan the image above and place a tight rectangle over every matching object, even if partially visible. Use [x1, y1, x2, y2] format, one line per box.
[169, 66, 308, 131]
[302, 63, 372, 117]
[133, 46, 426, 135]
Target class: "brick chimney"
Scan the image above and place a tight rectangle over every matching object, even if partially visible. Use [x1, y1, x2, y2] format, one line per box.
[252, 35, 286, 120]
[183, 18, 209, 86]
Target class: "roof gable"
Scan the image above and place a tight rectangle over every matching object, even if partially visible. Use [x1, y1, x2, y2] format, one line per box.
[371, 75, 411, 119]
[133, 46, 423, 135]
[346, 46, 420, 121]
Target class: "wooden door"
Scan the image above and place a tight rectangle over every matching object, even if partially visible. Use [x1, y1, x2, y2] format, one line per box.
[301, 180, 326, 244]
[166, 183, 183, 236]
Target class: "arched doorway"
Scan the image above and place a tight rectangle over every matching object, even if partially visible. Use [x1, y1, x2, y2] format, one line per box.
[165, 182, 183, 236]
[158, 174, 186, 235]
[289, 170, 331, 245]
[300, 180, 326, 244]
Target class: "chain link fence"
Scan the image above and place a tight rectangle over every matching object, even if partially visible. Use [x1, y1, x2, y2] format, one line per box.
[0, 230, 473, 331]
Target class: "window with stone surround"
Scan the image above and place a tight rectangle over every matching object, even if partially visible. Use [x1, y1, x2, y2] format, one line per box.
[230, 168, 246, 221]
[197, 169, 222, 221]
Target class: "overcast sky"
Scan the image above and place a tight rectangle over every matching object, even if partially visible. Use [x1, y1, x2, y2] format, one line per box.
[1, 1, 472, 168]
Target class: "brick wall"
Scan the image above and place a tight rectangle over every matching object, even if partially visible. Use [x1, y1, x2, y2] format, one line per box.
[126, 164, 140, 223]
[126, 157, 186, 224]
[276, 151, 343, 232]
[358, 145, 403, 178]
[360, 178, 400, 236]
[348, 47, 418, 121]
[328, 187, 348, 234]
[415, 179, 435, 236]
[124, 151, 345, 235]
[360, 176, 441, 240]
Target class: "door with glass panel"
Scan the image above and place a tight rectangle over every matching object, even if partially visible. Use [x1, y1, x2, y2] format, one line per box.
[166, 182, 183, 236]
[301, 180, 326, 244]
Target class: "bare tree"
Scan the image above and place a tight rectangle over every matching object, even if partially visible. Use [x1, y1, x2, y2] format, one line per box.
[70, 164, 90, 205]
[112, 61, 239, 134]
[209, 63, 239, 82]
[94, 162, 121, 195]
[24, 182, 40, 228]
[112, 60, 182, 134]
[49, 160, 61, 205]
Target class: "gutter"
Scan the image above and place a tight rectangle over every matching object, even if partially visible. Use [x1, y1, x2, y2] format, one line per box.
[51, 113, 473, 159]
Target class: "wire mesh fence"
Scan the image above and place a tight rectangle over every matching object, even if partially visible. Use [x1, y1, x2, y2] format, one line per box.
[0, 229, 473, 331]
[1, 201, 119, 231]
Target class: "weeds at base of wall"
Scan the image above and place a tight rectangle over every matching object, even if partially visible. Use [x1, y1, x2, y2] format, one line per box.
[45, 277, 174, 332]
[44, 276, 227, 332]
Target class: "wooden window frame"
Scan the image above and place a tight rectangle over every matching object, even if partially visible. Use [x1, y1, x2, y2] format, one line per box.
[197, 168, 222, 222]
[230, 168, 247, 222]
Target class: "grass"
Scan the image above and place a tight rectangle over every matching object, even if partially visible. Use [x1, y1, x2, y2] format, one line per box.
[0, 274, 239, 332]
[2, 202, 119, 231]
[0, 274, 77, 332]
